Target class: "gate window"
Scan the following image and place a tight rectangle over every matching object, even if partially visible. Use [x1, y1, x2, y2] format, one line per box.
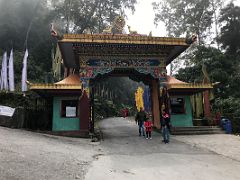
[170, 97, 185, 114]
[61, 100, 78, 117]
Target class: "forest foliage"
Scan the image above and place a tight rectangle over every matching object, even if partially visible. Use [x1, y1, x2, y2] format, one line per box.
[153, 0, 240, 117]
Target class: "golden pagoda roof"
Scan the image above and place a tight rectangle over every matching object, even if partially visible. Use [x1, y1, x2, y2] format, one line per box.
[167, 76, 213, 95]
[55, 74, 82, 85]
[30, 74, 82, 92]
[168, 83, 213, 90]
[167, 76, 187, 85]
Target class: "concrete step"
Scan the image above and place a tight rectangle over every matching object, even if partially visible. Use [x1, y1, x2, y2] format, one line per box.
[172, 126, 221, 131]
[171, 126, 225, 135]
[171, 130, 225, 135]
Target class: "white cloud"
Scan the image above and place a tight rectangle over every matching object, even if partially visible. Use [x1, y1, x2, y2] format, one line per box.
[125, 0, 166, 37]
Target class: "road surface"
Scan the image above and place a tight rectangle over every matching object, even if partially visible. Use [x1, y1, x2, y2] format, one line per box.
[85, 117, 240, 180]
[1, 117, 240, 180]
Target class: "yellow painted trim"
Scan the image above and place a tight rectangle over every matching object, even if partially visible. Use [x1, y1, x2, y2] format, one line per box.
[168, 83, 213, 89]
[59, 34, 188, 46]
[30, 83, 82, 90]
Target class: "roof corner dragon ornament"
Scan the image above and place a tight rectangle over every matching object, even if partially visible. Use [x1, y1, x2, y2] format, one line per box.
[185, 28, 197, 44]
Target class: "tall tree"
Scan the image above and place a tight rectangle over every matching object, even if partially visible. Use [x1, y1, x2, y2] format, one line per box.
[152, 0, 218, 45]
[218, 2, 240, 98]
[51, 0, 136, 34]
[210, 0, 223, 49]
[176, 46, 234, 97]
[218, 3, 240, 55]
[176, 3, 240, 117]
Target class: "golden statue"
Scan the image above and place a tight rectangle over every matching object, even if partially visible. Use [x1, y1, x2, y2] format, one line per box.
[112, 16, 126, 34]
[102, 16, 125, 34]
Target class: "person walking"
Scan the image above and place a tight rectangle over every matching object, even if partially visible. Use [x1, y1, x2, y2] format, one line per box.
[122, 108, 129, 118]
[135, 107, 147, 137]
[144, 116, 153, 139]
[161, 109, 171, 143]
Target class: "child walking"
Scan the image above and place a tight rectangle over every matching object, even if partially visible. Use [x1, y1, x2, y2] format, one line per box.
[144, 117, 153, 139]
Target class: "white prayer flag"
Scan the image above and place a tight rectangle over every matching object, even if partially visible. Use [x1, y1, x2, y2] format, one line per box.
[0, 52, 8, 91]
[8, 49, 15, 91]
[21, 49, 28, 92]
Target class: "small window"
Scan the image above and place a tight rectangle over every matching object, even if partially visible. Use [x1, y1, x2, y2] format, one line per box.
[170, 97, 185, 114]
[61, 100, 78, 118]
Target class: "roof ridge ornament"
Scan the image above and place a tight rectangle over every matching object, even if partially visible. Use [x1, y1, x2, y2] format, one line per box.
[185, 31, 197, 44]
[50, 23, 63, 40]
[127, 25, 138, 35]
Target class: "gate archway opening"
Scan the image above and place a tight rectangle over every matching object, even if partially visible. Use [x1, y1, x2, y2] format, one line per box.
[90, 68, 155, 125]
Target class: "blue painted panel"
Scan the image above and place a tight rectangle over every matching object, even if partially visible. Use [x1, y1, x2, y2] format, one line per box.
[171, 96, 193, 127]
[52, 97, 80, 131]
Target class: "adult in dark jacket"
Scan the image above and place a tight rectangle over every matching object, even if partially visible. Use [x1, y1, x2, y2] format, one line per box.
[161, 109, 171, 143]
[135, 107, 147, 136]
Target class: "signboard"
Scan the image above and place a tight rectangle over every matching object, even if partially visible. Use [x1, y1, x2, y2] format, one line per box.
[0, 105, 15, 117]
[66, 106, 76, 117]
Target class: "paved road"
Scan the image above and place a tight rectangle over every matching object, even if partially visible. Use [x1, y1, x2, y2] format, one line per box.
[0, 127, 99, 180]
[85, 117, 240, 180]
[1, 117, 240, 180]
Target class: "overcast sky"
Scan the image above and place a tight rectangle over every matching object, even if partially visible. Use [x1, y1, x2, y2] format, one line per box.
[126, 0, 240, 37]
[125, 0, 166, 37]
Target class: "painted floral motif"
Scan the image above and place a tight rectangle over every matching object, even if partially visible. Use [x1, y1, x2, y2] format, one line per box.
[87, 59, 160, 67]
[79, 58, 167, 80]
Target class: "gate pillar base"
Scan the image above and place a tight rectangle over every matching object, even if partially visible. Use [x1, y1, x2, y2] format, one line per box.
[152, 80, 161, 129]
[79, 90, 91, 132]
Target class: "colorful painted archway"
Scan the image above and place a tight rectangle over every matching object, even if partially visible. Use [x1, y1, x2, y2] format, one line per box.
[56, 34, 194, 133]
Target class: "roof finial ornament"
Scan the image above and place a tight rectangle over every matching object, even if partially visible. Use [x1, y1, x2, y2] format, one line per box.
[185, 27, 197, 44]
[50, 23, 62, 40]
[102, 26, 112, 34]
[50, 23, 57, 37]
[127, 25, 138, 35]
[149, 31, 152, 37]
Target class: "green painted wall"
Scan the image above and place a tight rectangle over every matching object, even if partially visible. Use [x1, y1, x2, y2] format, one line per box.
[52, 97, 80, 131]
[171, 96, 193, 127]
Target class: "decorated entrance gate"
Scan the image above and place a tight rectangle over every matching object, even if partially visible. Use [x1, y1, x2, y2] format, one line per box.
[57, 34, 193, 133]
